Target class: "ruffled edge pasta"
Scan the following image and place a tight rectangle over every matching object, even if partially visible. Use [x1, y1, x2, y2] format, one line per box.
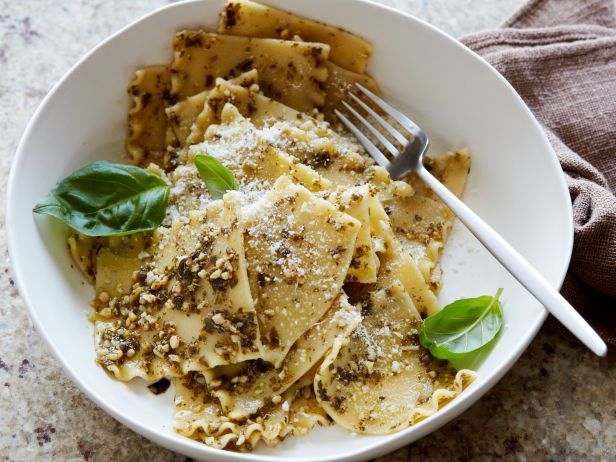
[126, 66, 177, 166]
[174, 377, 331, 451]
[315, 328, 477, 434]
[407, 369, 477, 425]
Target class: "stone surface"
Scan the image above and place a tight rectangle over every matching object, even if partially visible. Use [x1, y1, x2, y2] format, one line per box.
[0, 1, 614, 461]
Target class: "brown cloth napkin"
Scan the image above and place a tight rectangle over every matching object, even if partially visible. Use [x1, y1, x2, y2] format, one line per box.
[460, 0, 616, 345]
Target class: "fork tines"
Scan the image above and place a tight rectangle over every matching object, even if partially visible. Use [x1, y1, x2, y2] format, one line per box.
[335, 83, 428, 176]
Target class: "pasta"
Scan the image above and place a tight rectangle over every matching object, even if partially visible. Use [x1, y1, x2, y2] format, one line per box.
[242, 175, 360, 365]
[325, 185, 379, 283]
[315, 280, 474, 434]
[70, 0, 480, 451]
[321, 61, 382, 115]
[186, 75, 302, 146]
[92, 193, 263, 380]
[218, 0, 372, 73]
[189, 103, 330, 194]
[127, 66, 177, 167]
[173, 368, 330, 450]
[170, 31, 329, 111]
[214, 295, 361, 419]
[165, 70, 259, 146]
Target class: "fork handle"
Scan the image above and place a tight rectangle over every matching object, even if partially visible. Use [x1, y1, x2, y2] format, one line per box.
[417, 166, 607, 356]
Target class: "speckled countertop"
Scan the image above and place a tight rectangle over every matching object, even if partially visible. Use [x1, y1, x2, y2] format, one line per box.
[0, 1, 614, 461]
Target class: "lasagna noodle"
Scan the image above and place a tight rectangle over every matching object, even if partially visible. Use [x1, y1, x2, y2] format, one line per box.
[326, 185, 378, 283]
[213, 295, 361, 419]
[165, 69, 259, 145]
[95, 249, 141, 299]
[170, 31, 329, 112]
[174, 372, 329, 450]
[187, 85, 410, 210]
[189, 103, 330, 194]
[92, 234, 146, 301]
[315, 280, 476, 434]
[258, 116, 414, 204]
[243, 175, 361, 366]
[93, 316, 187, 381]
[368, 194, 440, 315]
[149, 193, 261, 368]
[387, 194, 454, 291]
[186, 78, 303, 146]
[396, 150, 471, 287]
[322, 61, 381, 116]
[262, 117, 373, 187]
[67, 233, 103, 284]
[218, 0, 372, 74]
[92, 193, 262, 381]
[127, 65, 177, 166]
[408, 150, 471, 199]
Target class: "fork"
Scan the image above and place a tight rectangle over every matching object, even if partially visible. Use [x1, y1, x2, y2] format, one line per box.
[336, 83, 607, 357]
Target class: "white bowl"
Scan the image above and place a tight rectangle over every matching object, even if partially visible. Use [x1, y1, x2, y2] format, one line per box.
[6, 0, 573, 461]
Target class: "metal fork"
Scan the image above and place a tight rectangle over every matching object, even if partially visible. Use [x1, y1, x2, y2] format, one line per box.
[336, 83, 607, 357]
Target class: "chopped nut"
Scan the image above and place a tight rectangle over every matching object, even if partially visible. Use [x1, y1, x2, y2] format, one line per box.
[139, 292, 156, 305]
[392, 180, 413, 198]
[99, 307, 112, 318]
[98, 291, 110, 303]
[271, 395, 282, 404]
[169, 335, 180, 349]
[107, 350, 123, 361]
[210, 269, 222, 280]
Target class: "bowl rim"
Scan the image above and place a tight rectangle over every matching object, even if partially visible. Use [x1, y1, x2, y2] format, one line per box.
[6, 0, 574, 460]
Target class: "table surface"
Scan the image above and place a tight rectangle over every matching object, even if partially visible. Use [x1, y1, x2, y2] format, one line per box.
[1, 1, 615, 461]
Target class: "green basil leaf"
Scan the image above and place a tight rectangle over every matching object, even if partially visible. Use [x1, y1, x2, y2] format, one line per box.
[419, 288, 503, 360]
[194, 154, 238, 200]
[33, 160, 170, 237]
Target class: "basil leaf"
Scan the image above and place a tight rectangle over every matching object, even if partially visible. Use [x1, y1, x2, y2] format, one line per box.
[194, 154, 238, 199]
[419, 288, 503, 360]
[33, 160, 170, 237]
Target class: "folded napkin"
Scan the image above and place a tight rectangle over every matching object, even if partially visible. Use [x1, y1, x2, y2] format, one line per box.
[460, 0, 616, 345]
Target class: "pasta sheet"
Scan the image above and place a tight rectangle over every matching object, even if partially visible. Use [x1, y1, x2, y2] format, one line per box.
[315, 280, 476, 434]
[170, 31, 329, 112]
[218, 0, 372, 74]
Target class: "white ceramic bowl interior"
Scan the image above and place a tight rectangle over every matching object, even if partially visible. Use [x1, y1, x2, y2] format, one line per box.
[7, 0, 573, 461]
